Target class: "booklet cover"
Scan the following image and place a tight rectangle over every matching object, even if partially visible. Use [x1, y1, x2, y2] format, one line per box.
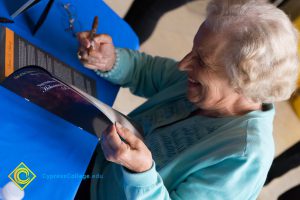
[0, 65, 143, 139]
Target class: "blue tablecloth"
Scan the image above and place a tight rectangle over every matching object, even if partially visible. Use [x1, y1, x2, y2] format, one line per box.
[0, 86, 98, 199]
[0, 0, 139, 199]
[1, 0, 139, 105]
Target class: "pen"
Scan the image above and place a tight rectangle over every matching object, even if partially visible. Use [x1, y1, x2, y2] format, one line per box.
[88, 16, 99, 55]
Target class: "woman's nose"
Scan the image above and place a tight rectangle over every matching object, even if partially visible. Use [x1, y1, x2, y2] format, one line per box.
[178, 52, 193, 71]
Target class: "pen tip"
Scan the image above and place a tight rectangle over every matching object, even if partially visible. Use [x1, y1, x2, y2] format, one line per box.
[94, 16, 98, 24]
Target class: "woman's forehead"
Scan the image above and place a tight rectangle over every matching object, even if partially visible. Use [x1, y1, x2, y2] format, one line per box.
[193, 24, 228, 56]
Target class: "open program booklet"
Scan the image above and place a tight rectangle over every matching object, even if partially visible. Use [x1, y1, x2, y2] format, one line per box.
[0, 65, 143, 139]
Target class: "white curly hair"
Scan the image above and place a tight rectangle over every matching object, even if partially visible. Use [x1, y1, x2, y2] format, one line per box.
[206, 0, 299, 102]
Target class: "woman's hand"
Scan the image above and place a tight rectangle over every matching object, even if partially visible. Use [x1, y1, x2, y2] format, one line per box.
[77, 32, 116, 72]
[101, 122, 153, 173]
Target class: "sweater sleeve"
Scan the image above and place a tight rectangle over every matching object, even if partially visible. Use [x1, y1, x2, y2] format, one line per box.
[121, 155, 269, 200]
[95, 48, 186, 98]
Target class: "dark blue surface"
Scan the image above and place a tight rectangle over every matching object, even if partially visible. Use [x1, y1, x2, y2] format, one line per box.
[0, 0, 139, 199]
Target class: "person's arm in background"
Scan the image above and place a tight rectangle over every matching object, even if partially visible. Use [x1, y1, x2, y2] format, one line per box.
[77, 32, 186, 98]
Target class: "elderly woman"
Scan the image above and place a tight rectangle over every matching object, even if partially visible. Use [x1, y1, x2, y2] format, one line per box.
[77, 0, 299, 199]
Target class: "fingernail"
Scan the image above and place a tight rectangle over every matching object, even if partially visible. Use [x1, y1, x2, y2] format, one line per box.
[115, 122, 122, 129]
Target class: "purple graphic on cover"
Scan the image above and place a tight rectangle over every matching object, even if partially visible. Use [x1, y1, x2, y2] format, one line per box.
[1, 66, 111, 137]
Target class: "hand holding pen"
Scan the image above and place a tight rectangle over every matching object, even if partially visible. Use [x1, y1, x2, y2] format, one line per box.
[77, 16, 99, 58]
[77, 16, 116, 72]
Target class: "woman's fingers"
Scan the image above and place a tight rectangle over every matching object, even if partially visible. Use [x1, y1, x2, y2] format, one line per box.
[93, 34, 113, 44]
[77, 32, 90, 41]
[101, 126, 118, 162]
[77, 32, 112, 46]
[105, 125, 124, 150]
[101, 125, 129, 162]
[77, 33, 91, 49]
[115, 122, 142, 148]
[101, 123, 153, 172]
